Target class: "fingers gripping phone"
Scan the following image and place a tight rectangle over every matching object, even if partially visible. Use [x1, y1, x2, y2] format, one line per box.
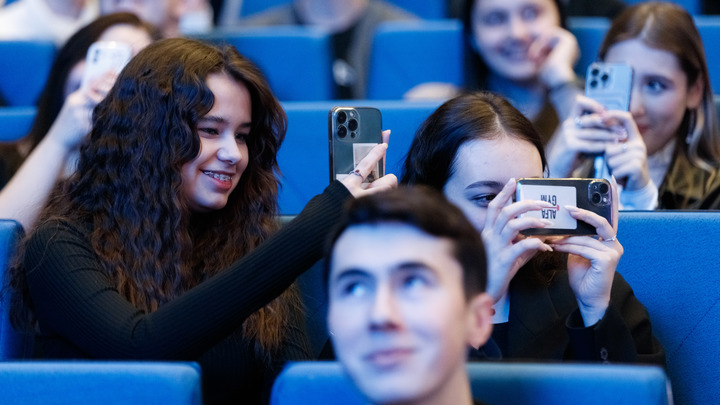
[81, 41, 132, 91]
[516, 178, 612, 236]
[584, 62, 633, 178]
[329, 107, 384, 184]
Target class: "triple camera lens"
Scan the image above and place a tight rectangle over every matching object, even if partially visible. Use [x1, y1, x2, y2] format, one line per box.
[336, 109, 358, 138]
[589, 181, 611, 206]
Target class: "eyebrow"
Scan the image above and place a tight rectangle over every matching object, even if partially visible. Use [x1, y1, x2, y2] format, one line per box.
[465, 180, 505, 190]
[198, 115, 252, 129]
[331, 261, 437, 284]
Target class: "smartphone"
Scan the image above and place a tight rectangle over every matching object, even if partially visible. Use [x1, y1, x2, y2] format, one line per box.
[81, 41, 132, 91]
[584, 62, 633, 178]
[328, 106, 384, 184]
[515, 178, 612, 236]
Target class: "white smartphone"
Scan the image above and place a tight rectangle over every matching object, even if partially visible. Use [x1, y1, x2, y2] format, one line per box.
[81, 41, 132, 91]
[328, 106, 384, 184]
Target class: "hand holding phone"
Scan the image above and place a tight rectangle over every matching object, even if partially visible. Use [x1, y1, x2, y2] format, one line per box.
[81, 41, 132, 91]
[329, 107, 384, 184]
[515, 178, 612, 236]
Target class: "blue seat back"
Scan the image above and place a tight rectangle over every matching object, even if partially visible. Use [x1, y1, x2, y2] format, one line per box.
[568, 17, 609, 79]
[0, 106, 36, 142]
[695, 16, 720, 95]
[624, 0, 700, 14]
[195, 27, 334, 101]
[386, 0, 446, 19]
[617, 211, 720, 405]
[278, 100, 441, 214]
[271, 361, 671, 405]
[0, 219, 32, 359]
[0, 40, 56, 107]
[239, 0, 292, 17]
[0, 361, 202, 404]
[367, 20, 463, 100]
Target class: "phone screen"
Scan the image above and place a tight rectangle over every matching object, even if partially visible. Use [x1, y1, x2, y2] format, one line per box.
[81, 41, 132, 91]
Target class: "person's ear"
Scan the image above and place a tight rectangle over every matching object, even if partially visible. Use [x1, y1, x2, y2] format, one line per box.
[686, 74, 704, 110]
[465, 292, 494, 349]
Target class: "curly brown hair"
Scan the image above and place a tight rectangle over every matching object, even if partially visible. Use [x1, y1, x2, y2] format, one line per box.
[13, 37, 297, 357]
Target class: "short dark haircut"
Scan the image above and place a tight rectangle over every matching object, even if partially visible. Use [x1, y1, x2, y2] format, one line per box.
[326, 186, 488, 300]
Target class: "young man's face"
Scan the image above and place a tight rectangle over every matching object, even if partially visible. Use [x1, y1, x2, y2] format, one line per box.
[327, 222, 491, 404]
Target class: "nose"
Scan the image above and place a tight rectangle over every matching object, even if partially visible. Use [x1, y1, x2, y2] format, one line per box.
[508, 15, 529, 39]
[216, 131, 242, 165]
[629, 85, 645, 118]
[368, 283, 401, 331]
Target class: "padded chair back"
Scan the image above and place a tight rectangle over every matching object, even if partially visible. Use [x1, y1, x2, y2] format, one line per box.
[367, 20, 463, 99]
[195, 27, 334, 101]
[617, 211, 720, 405]
[0, 361, 202, 404]
[238, 0, 292, 17]
[386, 0, 446, 19]
[624, 0, 700, 14]
[568, 17, 609, 79]
[271, 361, 671, 405]
[0, 219, 32, 359]
[695, 16, 720, 95]
[0, 106, 35, 142]
[0, 40, 56, 107]
[278, 100, 441, 214]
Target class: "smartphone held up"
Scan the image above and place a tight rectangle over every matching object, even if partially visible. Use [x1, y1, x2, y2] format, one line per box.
[515, 178, 612, 236]
[81, 41, 132, 91]
[328, 106, 384, 184]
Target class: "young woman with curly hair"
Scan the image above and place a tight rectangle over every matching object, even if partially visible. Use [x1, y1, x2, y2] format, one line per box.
[10, 37, 395, 404]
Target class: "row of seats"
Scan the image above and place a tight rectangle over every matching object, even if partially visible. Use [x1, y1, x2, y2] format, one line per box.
[6, 96, 720, 213]
[1, 209, 719, 404]
[5, 16, 720, 106]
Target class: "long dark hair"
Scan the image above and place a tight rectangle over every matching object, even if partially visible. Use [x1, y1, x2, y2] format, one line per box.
[401, 91, 547, 187]
[462, 0, 567, 89]
[13, 38, 295, 356]
[599, 2, 720, 172]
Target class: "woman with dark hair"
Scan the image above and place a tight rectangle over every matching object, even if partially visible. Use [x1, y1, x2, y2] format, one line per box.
[10, 37, 395, 404]
[548, 2, 720, 209]
[401, 91, 664, 365]
[0, 12, 157, 230]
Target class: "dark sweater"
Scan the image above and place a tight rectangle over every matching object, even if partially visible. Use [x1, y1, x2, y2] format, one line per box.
[23, 181, 351, 404]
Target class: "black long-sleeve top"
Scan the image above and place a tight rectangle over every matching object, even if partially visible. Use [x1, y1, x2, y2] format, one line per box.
[23, 181, 352, 404]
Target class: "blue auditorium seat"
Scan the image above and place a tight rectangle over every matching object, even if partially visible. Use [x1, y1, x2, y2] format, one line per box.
[0, 361, 202, 404]
[278, 100, 441, 215]
[567, 17, 610, 79]
[194, 26, 334, 101]
[0, 40, 56, 107]
[238, 0, 291, 17]
[0, 107, 35, 142]
[695, 16, 720, 94]
[0, 219, 33, 359]
[271, 361, 671, 405]
[367, 19, 463, 99]
[624, 0, 700, 14]
[617, 211, 720, 405]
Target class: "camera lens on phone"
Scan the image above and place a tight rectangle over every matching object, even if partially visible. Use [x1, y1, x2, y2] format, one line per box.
[591, 192, 602, 204]
[337, 111, 347, 124]
[350, 132, 356, 138]
[338, 125, 347, 138]
[348, 119, 358, 131]
[598, 182, 609, 194]
[590, 80, 598, 88]
[591, 68, 600, 76]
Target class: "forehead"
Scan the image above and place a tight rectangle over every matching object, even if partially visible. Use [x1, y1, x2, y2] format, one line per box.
[450, 136, 543, 184]
[330, 223, 462, 283]
[604, 38, 686, 80]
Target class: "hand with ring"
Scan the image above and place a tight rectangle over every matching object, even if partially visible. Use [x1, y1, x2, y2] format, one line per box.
[340, 129, 397, 198]
[549, 176, 624, 327]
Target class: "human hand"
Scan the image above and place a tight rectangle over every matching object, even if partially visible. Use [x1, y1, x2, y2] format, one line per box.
[550, 177, 623, 326]
[341, 129, 398, 197]
[47, 70, 117, 151]
[600, 111, 650, 191]
[530, 26, 579, 90]
[482, 178, 555, 303]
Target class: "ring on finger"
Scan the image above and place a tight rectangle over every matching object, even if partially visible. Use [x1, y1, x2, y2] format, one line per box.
[604, 235, 617, 242]
[574, 116, 583, 128]
[349, 169, 364, 181]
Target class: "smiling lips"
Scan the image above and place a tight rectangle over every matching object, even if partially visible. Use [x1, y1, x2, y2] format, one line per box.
[364, 348, 415, 369]
[202, 170, 234, 190]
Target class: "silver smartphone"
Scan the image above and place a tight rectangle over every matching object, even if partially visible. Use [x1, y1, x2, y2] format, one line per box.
[328, 106, 384, 184]
[584, 62, 633, 178]
[515, 178, 612, 236]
